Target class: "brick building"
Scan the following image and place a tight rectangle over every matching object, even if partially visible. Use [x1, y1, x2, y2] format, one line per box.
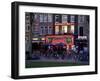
[25, 13, 89, 53]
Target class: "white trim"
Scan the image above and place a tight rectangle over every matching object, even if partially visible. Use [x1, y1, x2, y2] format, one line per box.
[19, 5, 95, 76]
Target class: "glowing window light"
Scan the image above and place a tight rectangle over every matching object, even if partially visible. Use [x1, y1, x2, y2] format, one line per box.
[71, 25, 74, 33]
[55, 26, 59, 34]
[32, 38, 38, 40]
[41, 38, 45, 40]
[62, 26, 67, 33]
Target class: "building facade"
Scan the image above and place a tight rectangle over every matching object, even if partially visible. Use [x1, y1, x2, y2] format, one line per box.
[25, 13, 89, 53]
[30, 13, 53, 43]
[25, 13, 31, 54]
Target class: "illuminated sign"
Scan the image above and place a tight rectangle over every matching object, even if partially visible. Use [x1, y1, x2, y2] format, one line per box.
[45, 35, 74, 46]
[52, 37, 66, 44]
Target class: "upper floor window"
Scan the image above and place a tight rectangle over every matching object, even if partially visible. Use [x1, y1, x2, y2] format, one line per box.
[40, 26, 43, 35]
[26, 15, 30, 20]
[48, 26, 52, 34]
[79, 16, 84, 22]
[48, 14, 52, 22]
[62, 15, 68, 23]
[40, 14, 43, 22]
[34, 14, 38, 19]
[45, 27, 48, 34]
[44, 14, 48, 22]
[70, 16, 75, 22]
[55, 15, 60, 22]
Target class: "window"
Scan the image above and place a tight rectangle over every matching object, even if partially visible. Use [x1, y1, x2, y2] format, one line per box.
[86, 16, 89, 23]
[79, 16, 84, 22]
[62, 26, 67, 33]
[34, 14, 38, 19]
[25, 37, 29, 41]
[26, 16, 29, 20]
[42, 28, 44, 35]
[67, 26, 71, 33]
[27, 26, 30, 31]
[55, 15, 60, 22]
[62, 15, 67, 23]
[40, 14, 43, 22]
[70, 16, 75, 22]
[26, 24, 30, 31]
[79, 26, 83, 36]
[44, 14, 48, 22]
[32, 38, 38, 40]
[45, 27, 48, 34]
[48, 14, 52, 22]
[40, 14, 53, 22]
[40, 27, 43, 35]
[48, 27, 52, 34]
[41, 38, 45, 40]
[32, 14, 34, 20]
[55, 26, 59, 34]
[70, 25, 74, 33]
[43, 27, 45, 35]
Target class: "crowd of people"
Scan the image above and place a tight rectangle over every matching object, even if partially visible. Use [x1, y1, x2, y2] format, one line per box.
[25, 42, 88, 62]
[32, 42, 67, 59]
